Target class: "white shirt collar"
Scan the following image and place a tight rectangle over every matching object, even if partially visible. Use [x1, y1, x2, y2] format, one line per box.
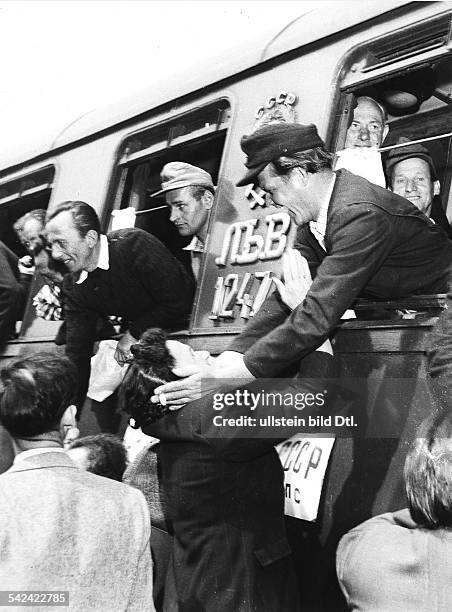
[76, 234, 109, 284]
[13, 447, 66, 465]
[309, 175, 336, 249]
[182, 236, 204, 253]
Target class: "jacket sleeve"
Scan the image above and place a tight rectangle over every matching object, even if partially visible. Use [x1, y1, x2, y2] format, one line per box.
[125, 233, 195, 338]
[62, 281, 97, 408]
[244, 204, 396, 377]
[228, 225, 326, 355]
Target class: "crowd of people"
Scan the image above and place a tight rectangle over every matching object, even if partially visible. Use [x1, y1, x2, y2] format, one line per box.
[0, 94, 451, 611]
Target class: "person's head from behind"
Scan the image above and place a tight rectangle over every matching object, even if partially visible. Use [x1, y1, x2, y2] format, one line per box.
[237, 123, 333, 226]
[155, 162, 215, 242]
[344, 96, 389, 149]
[0, 353, 77, 449]
[67, 434, 127, 481]
[404, 410, 452, 529]
[119, 327, 212, 429]
[13, 209, 46, 254]
[45, 201, 101, 274]
[386, 139, 440, 216]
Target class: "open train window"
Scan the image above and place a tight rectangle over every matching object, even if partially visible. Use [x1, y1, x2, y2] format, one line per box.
[329, 12, 452, 317]
[332, 13, 452, 217]
[0, 165, 59, 340]
[108, 99, 231, 280]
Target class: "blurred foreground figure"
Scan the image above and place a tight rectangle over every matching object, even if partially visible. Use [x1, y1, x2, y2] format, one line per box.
[0, 353, 155, 611]
[337, 410, 452, 611]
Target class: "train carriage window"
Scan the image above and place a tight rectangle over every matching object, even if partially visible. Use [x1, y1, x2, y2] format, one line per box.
[108, 99, 231, 281]
[0, 165, 58, 339]
[332, 14, 452, 227]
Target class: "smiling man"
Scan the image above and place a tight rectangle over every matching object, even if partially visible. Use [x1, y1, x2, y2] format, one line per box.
[386, 137, 452, 238]
[45, 201, 195, 408]
[152, 162, 215, 279]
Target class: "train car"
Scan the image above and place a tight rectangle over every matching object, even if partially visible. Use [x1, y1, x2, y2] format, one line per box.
[1, 1, 451, 609]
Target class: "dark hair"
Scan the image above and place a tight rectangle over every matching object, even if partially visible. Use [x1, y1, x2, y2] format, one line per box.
[118, 328, 177, 428]
[0, 353, 76, 438]
[46, 201, 100, 237]
[405, 410, 452, 528]
[69, 434, 127, 481]
[13, 209, 47, 234]
[190, 185, 215, 200]
[271, 147, 333, 177]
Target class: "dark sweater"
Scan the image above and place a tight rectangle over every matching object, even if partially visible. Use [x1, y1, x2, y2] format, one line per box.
[62, 228, 195, 405]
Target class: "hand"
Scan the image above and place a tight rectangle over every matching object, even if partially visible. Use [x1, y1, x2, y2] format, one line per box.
[273, 249, 312, 311]
[114, 330, 137, 366]
[150, 353, 255, 410]
[151, 363, 213, 409]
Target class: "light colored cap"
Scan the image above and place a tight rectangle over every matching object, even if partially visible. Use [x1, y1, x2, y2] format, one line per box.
[151, 161, 214, 197]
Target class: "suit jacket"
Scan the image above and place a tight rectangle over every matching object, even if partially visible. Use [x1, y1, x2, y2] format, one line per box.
[230, 170, 452, 377]
[0, 450, 154, 612]
[133, 350, 336, 612]
[336, 509, 452, 611]
[62, 228, 195, 404]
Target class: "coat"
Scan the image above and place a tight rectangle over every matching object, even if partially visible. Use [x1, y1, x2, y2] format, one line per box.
[336, 509, 452, 611]
[0, 450, 155, 612]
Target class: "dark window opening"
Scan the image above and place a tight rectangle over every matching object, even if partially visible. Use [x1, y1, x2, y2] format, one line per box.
[110, 99, 231, 279]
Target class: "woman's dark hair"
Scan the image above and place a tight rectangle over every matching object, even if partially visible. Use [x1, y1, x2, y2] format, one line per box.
[118, 328, 178, 429]
[69, 433, 127, 481]
[405, 410, 452, 528]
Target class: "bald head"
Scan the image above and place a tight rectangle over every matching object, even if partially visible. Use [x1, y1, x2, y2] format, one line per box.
[345, 96, 388, 149]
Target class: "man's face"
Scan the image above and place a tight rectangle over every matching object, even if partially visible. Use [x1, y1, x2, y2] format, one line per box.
[45, 211, 94, 273]
[166, 339, 213, 369]
[344, 97, 388, 149]
[18, 218, 43, 254]
[166, 187, 210, 238]
[391, 157, 440, 215]
[257, 164, 312, 225]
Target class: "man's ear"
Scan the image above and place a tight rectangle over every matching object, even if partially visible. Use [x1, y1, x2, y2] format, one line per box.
[61, 404, 77, 429]
[85, 229, 99, 248]
[202, 191, 214, 211]
[433, 180, 441, 197]
[382, 124, 389, 144]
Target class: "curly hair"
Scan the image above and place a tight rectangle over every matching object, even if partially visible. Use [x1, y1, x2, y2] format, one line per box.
[118, 328, 178, 429]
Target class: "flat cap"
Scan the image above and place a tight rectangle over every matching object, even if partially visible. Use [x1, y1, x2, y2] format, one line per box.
[236, 122, 325, 187]
[151, 161, 214, 197]
[386, 136, 438, 181]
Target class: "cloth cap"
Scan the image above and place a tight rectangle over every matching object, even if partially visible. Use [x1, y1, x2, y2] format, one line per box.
[151, 162, 214, 197]
[386, 137, 438, 181]
[236, 122, 325, 187]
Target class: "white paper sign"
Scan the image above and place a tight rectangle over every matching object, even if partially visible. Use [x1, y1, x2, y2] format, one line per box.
[275, 435, 335, 522]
